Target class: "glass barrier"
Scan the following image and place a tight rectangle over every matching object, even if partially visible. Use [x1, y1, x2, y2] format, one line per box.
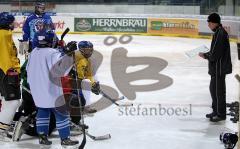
[0, 0, 239, 16]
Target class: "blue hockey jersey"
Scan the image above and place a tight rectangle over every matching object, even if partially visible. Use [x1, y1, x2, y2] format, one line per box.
[22, 13, 54, 43]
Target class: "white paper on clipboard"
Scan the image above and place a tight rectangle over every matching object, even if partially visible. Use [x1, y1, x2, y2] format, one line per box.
[185, 45, 209, 58]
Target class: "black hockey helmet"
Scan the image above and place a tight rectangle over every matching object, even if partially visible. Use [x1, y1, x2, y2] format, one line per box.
[220, 132, 238, 149]
[0, 12, 15, 30]
[35, 1, 45, 16]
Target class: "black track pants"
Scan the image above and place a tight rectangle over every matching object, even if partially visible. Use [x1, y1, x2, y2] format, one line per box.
[209, 75, 226, 118]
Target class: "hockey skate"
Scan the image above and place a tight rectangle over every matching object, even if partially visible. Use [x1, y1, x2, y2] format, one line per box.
[61, 137, 79, 147]
[70, 122, 88, 136]
[39, 134, 52, 145]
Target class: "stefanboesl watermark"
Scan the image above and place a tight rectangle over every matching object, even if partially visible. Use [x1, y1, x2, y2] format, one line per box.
[118, 104, 192, 117]
[49, 34, 173, 115]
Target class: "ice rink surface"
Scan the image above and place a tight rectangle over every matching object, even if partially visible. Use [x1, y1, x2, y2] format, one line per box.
[1, 33, 239, 149]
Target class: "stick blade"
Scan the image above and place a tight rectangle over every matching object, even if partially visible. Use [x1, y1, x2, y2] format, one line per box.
[118, 96, 125, 100]
[90, 134, 111, 141]
[118, 102, 134, 107]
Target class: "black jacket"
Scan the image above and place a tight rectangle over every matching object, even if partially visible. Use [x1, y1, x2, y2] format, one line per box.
[204, 25, 232, 76]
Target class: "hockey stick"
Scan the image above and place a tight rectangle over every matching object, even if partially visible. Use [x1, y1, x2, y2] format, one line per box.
[22, 85, 31, 94]
[56, 27, 70, 49]
[61, 27, 70, 40]
[86, 132, 111, 141]
[100, 90, 133, 107]
[71, 52, 87, 149]
[71, 122, 111, 141]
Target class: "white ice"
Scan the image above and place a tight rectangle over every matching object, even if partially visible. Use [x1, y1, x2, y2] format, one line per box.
[0, 33, 239, 149]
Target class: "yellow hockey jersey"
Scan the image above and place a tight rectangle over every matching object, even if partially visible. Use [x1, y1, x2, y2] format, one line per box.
[0, 29, 20, 74]
[75, 51, 95, 84]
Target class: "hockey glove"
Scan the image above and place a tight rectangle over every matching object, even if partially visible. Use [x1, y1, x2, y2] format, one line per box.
[63, 41, 77, 55]
[58, 40, 65, 48]
[91, 82, 100, 95]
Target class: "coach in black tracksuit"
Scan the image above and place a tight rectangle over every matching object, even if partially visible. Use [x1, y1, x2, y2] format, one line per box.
[199, 13, 232, 122]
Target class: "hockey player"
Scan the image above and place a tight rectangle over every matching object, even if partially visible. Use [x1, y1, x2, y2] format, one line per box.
[20, 1, 54, 54]
[27, 29, 79, 146]
[76, 41, 100, 98]
[11, 58, 56, 140]
[20, 19, 55, 118]
[65, 41, 100, 127]
[19, 2, 54, 119]
[11, 19, 57, 141]
[0, 12, 21, 141]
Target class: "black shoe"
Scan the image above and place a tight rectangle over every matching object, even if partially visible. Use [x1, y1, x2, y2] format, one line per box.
[39, 134, 52, 145]
[210, 115, 226, 122]
[206, 112, 217, 118]
[61, 137, 79, 146]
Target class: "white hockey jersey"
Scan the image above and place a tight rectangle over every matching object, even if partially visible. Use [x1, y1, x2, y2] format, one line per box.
[27, 47, 73, 108]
